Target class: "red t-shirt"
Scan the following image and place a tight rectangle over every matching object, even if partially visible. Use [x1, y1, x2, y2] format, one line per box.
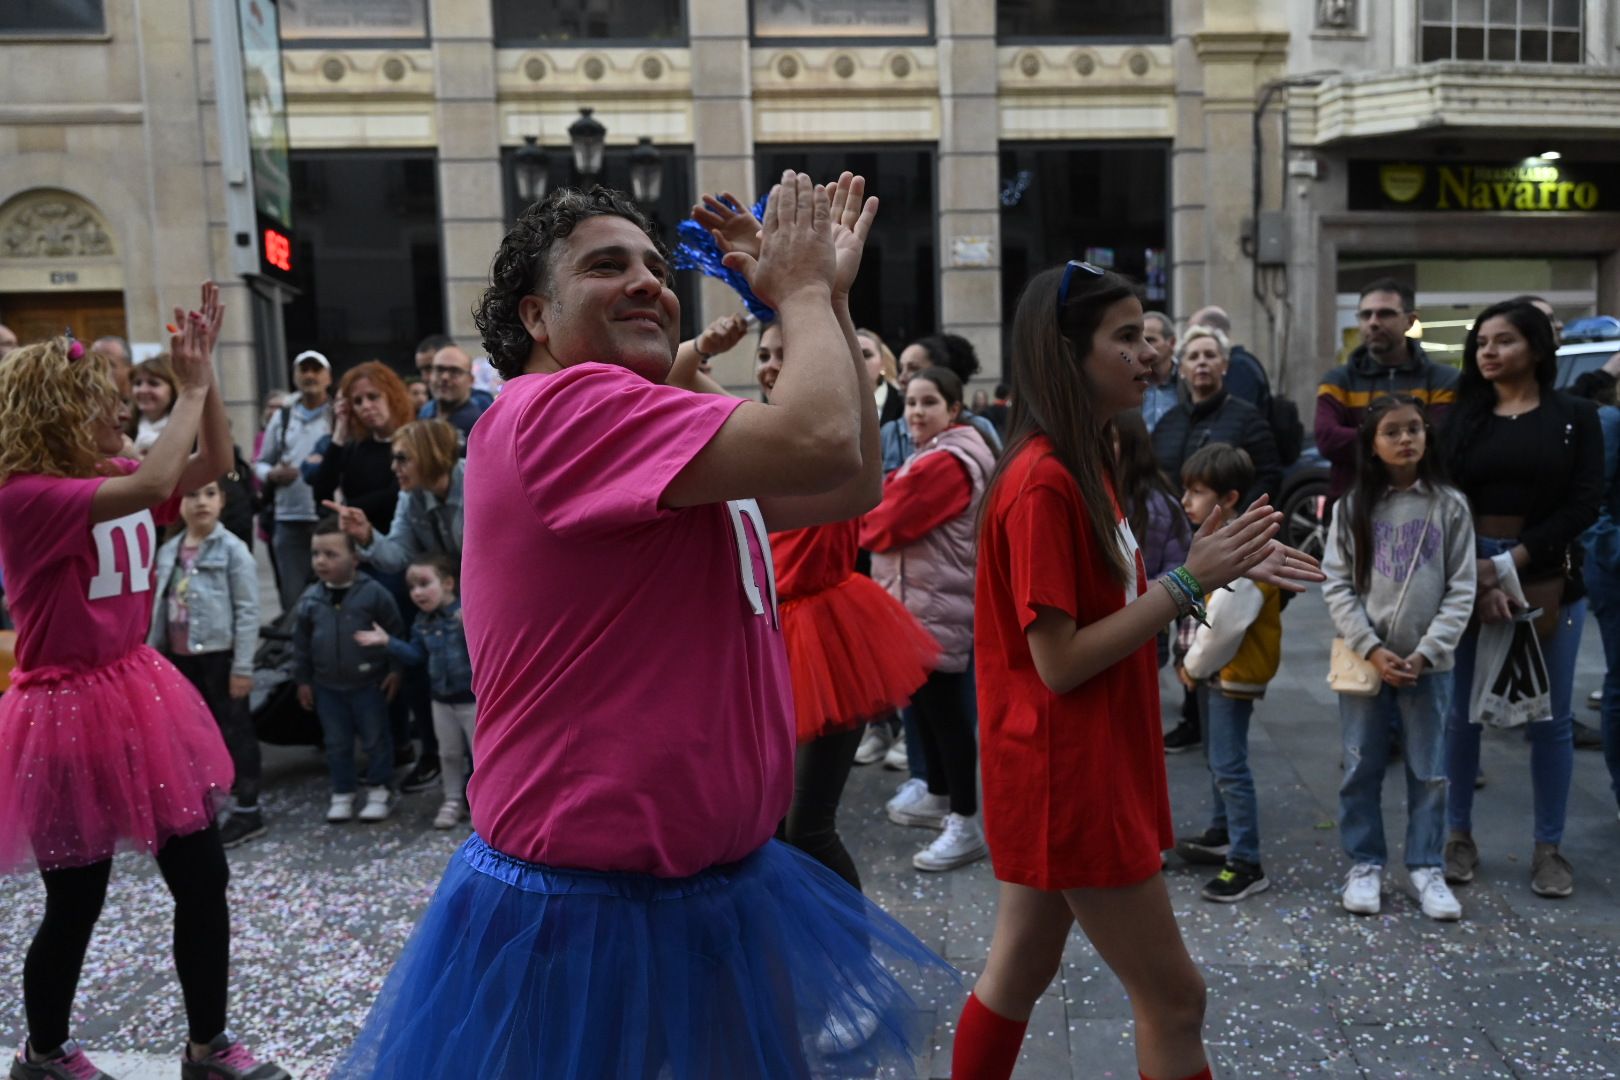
[975, 436, 1172, 890]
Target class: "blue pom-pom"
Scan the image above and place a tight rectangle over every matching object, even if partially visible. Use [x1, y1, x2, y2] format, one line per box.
[672, 195, 776, 324]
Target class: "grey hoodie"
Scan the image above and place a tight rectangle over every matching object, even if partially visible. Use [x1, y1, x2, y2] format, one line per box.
[1322, 481, 1476, 670]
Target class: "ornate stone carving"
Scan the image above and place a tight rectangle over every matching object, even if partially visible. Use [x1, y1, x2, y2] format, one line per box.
[0, 193, 115, 259]
[1318, 0, 1354, 29]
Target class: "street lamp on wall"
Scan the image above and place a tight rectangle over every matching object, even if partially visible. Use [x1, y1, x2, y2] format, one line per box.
[512, 134, 549, 205]
[629, 136, 663, 204]
[568, 107, 607, 181]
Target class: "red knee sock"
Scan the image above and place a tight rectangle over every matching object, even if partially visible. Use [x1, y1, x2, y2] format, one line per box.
[1141, 1068, 1213, 1080]
[952, 992, 1028, 1080]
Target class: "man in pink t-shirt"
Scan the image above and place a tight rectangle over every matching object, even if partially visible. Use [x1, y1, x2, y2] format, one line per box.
[335, 177, 959, 1079]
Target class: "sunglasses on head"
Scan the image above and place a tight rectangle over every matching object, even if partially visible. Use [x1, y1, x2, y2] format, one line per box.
[1058, 260, 1106, 314]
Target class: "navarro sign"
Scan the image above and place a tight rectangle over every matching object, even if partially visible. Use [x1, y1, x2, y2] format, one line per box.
[1349, 160, 1620, 213]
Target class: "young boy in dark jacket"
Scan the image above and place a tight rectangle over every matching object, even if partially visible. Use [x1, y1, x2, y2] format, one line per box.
[294, 517, 405, 824]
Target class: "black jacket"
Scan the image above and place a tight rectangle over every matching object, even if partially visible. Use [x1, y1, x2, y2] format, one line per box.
[877, 380, 905, 426]
[1152, 390, 1281, 507]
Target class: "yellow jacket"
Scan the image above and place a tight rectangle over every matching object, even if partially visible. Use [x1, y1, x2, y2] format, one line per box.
[1182, 579, 1282, 699]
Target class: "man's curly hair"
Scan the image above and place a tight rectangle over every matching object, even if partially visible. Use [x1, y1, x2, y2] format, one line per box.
[474, 186, 664, 380]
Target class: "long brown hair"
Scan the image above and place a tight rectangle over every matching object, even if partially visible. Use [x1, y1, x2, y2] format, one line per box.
[984, 264, 1142, 584]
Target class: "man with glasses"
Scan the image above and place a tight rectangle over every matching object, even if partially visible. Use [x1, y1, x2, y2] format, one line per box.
[1315, 278, 1458, 504]
[419, 343, 492, 438]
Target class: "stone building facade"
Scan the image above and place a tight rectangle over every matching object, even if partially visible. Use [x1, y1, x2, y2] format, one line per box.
[2, 0, 1618, 426]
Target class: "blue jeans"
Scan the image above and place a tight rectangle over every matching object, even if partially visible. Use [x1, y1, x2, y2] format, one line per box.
[1204, 691, 1260, 864]
[315, 684, 393, 794]
[1583, 558, 1620, 809]
[1445, 547, 1581, 844]
[1339, 673, 1450, 868]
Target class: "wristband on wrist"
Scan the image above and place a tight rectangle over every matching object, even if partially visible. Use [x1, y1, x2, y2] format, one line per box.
[693, 345, 711, 361]
[1170, 565, 1205, 601]
[1160, 571, 1210, 627]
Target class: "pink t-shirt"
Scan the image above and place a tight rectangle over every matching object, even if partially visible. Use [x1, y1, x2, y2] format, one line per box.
[462, 364, 795, 878]
[0, 460, 181, 674]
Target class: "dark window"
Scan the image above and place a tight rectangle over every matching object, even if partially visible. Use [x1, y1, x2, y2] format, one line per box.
[997, 0, 1168, 40]
[755, 146, 937, 349]
[999, 142, 1170, 349]
[0, 0, 104, 34]
[283, 152, 446, 376]
[494, 0, 684, 43]
[1420, 0, 1583, 62]
[501, 143, 699, 342]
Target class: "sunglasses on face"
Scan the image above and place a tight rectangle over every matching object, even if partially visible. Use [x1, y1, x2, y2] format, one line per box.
[391, 452, 411, 465]
[1057, 260, 1106, 314]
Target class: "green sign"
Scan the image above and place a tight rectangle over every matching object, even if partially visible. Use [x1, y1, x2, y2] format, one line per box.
[1349, 160, 1620, 213]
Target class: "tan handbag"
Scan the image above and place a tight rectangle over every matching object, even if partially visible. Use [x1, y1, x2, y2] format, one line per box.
[1327, 499, 1435, 696]
[1328, 636, 1381, 696]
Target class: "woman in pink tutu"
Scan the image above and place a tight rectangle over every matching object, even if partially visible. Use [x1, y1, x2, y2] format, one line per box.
[0, 286, 289, 1080]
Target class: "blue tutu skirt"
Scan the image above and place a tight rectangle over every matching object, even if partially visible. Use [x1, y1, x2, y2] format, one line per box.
[331, 835, 960, 1079]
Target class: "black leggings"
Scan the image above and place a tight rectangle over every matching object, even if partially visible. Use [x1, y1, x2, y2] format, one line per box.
[912, 669, 978, 817]
[779, 726, 864, 891]
[24, 826, 230, 1051]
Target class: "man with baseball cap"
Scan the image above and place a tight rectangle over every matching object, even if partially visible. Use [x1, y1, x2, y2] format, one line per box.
[254, 349, 333, 610]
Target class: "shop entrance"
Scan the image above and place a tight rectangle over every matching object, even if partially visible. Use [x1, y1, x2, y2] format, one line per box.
[1334, 257, 1597, 367]
[0, 290, 127, 348]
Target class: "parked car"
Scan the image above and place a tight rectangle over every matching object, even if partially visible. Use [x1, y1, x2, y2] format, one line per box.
[1278, 443, 1329, 560]
[1555, 315, 1620, 391]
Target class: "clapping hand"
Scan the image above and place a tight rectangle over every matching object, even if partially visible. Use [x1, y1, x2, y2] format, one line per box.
[694, 313, 749, 360]
[727, 171, 836, 311]
[825, 171, 878, 302]
[167, 309, 213, 395]
[354, 622, 391, 648]
[693, 192, 763, 261]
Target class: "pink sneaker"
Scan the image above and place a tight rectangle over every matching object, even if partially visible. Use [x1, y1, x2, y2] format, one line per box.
[9, 1039, 115, 1080]
[179, 1034, 289, 1080]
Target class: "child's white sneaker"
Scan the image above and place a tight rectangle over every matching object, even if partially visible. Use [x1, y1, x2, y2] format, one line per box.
[358, 786, 395, 823]
[326, 793, 356, 824]
[1411, 867, 1463, 921]
[432, 799, 465, 830]
[1341, 863, 1382, 915]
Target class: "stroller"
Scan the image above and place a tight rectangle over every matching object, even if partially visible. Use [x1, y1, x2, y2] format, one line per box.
[251, 608, 323, 747]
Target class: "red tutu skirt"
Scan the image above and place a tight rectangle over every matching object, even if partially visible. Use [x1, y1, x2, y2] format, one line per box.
[0, 645, 233, 872]
[781, 575, 939, 743]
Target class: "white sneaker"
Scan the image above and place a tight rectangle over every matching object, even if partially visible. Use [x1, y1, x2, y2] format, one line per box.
[912, 813, 988, 871]
[326, 793, 356, 823]
[853, 725, 894, 766]
[1410, 867, 1463, 921]
[882, 741, 908, 771]
[813, 994, 883, 1055]
[886, 779, 948, 828]
[358, 785, 395, 823]
[1341, 863, 1382, 915]
[432, 799, 465, 830]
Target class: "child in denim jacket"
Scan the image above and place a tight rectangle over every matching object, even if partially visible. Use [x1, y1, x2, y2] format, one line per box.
[149, 477, 264, 848]
[355, 554, 474, 829]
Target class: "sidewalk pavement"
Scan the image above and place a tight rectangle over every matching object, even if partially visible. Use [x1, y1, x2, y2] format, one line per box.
[1, 590, 1616, 1077]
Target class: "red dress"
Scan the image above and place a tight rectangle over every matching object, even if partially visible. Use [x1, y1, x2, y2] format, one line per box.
[771, 519, 938, 744]
[975, 437, 1173, 890]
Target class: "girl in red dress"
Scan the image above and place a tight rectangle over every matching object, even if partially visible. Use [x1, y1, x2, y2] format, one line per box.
[755, 322, 940, 889]
[951, 263, 1322, 1080]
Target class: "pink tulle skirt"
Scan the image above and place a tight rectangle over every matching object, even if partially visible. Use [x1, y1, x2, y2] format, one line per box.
[0, 645, 233, 872]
